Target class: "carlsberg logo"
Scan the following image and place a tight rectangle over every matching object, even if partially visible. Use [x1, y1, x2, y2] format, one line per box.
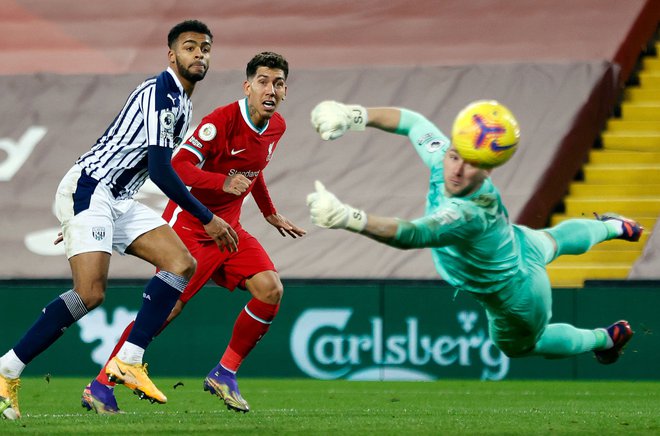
[290, 309, 509, 381]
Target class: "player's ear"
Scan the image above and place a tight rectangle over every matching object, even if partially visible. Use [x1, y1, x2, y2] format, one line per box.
[167, 48, 176, 66]
[243, 80, 251, 97]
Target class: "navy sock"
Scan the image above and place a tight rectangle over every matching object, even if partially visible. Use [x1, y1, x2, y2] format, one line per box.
[13, 290, 87, 364]
[127, 272, 186, 349]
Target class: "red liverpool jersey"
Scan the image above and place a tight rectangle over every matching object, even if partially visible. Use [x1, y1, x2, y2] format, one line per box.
[164, 98, 285, 233]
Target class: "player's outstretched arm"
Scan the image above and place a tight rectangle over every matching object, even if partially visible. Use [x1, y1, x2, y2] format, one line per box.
[310, 101, 408, 140]
[306, 180, 398, 243]
[306, 180, 447, 249]
[310, 100, 366, 140]
[364, 107, 402, 132]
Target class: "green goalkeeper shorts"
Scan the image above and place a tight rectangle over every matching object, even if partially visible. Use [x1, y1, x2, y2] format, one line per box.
[470, 226, 555, 357]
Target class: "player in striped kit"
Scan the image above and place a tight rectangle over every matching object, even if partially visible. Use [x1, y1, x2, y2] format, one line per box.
[0, 20, 237, 420]
[81, 52, 305, 414]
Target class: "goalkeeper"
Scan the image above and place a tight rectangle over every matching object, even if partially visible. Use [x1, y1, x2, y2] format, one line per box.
[307, 100, 641, 363]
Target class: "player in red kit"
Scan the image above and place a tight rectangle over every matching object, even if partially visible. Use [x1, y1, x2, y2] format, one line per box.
[81, 52, 305, 414]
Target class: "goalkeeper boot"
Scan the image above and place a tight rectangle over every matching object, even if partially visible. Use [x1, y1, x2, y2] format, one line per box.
[595, 213, 643, 242]
[0, 374, 20, 419]
[81, 379, 122, 414]
[203, 364, 250, 413]
[595, 320, 634, 365]
[105, 356, 167, 404]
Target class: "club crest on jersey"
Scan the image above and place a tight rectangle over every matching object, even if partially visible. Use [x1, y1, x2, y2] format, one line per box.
[92, 227, 106, 241]
[159, 110, 175, 140]
[266, 142, 275, 161]
[199, 123, 217, 141]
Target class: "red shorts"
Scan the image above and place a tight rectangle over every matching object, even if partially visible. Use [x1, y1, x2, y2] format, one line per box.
[175, 223, 276, 303]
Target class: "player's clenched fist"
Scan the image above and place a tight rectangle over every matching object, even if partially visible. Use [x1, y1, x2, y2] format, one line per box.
[306, 180, 367, 232]
[310, 101, 368, 140]
[223, 174, 251, 196]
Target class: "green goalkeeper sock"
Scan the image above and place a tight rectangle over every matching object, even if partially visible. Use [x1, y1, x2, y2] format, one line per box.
[545, 219, 610, 256]
[533, 323, 605, 357]
[594, 328, 612, 349]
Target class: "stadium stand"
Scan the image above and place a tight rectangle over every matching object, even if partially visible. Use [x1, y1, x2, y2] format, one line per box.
[548, 29, 660, 286]
[0, 0, 658, 285]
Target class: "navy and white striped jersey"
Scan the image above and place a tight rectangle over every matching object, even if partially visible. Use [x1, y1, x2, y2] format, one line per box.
[77, 67, 193, 200]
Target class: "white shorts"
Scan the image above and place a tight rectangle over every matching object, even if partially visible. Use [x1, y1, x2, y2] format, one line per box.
[55, 164, 166, 259]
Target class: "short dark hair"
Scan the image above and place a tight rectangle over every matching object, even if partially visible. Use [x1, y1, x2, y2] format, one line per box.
[246, 52, 289, 80]
[168, 20, 213, 48]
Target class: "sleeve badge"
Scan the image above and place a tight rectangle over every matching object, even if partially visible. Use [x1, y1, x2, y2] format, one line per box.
[198, 123, 217, 141]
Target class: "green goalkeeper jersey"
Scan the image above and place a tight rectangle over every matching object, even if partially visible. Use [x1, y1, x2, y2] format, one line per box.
[394, 109, 521, 294]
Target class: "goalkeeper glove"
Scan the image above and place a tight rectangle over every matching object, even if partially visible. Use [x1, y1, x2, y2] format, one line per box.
[310, 100, 367, 140]
[306, 180, 367, 232]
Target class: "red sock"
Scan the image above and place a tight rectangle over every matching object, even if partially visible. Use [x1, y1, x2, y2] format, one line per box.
[96, 320, 134, 386]
[220, 298, 279, 372]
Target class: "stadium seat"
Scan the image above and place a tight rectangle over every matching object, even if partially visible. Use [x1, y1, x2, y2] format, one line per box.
[546, 38, 660, 287]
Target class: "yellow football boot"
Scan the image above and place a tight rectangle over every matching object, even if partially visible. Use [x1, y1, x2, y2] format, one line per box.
[0, 375, 20, 419]
[105, 357, 167, 404]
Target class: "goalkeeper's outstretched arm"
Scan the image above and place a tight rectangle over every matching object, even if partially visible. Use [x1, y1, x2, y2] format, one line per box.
[310, 101, 406, 140]
[365, 107, 401, 133]
[311, 101, 432, 142]
[306, 180, 440, 250]
[344, 213, 445, 250]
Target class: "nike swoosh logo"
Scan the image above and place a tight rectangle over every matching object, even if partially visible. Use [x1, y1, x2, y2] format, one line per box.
[230, 148, 246, 155]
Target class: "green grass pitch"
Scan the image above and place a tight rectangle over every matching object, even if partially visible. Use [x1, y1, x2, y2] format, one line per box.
[2, 377, 659, 434]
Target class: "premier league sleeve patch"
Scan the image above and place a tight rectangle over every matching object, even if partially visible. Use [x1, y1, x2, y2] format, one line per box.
[198, 123, 217, 141]
[159, 110, 175, 142]
[416, 133, 449, 154]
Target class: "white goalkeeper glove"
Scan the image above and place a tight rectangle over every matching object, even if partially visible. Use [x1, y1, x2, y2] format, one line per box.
[310, 100, 368, 141]
[306, 180, 367, 232]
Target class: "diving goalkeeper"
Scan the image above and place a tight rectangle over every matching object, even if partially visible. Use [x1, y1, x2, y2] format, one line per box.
[306, 100, 640, 363]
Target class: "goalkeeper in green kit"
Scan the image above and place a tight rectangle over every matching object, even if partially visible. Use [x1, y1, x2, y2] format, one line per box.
[306, 100, 641, 364]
